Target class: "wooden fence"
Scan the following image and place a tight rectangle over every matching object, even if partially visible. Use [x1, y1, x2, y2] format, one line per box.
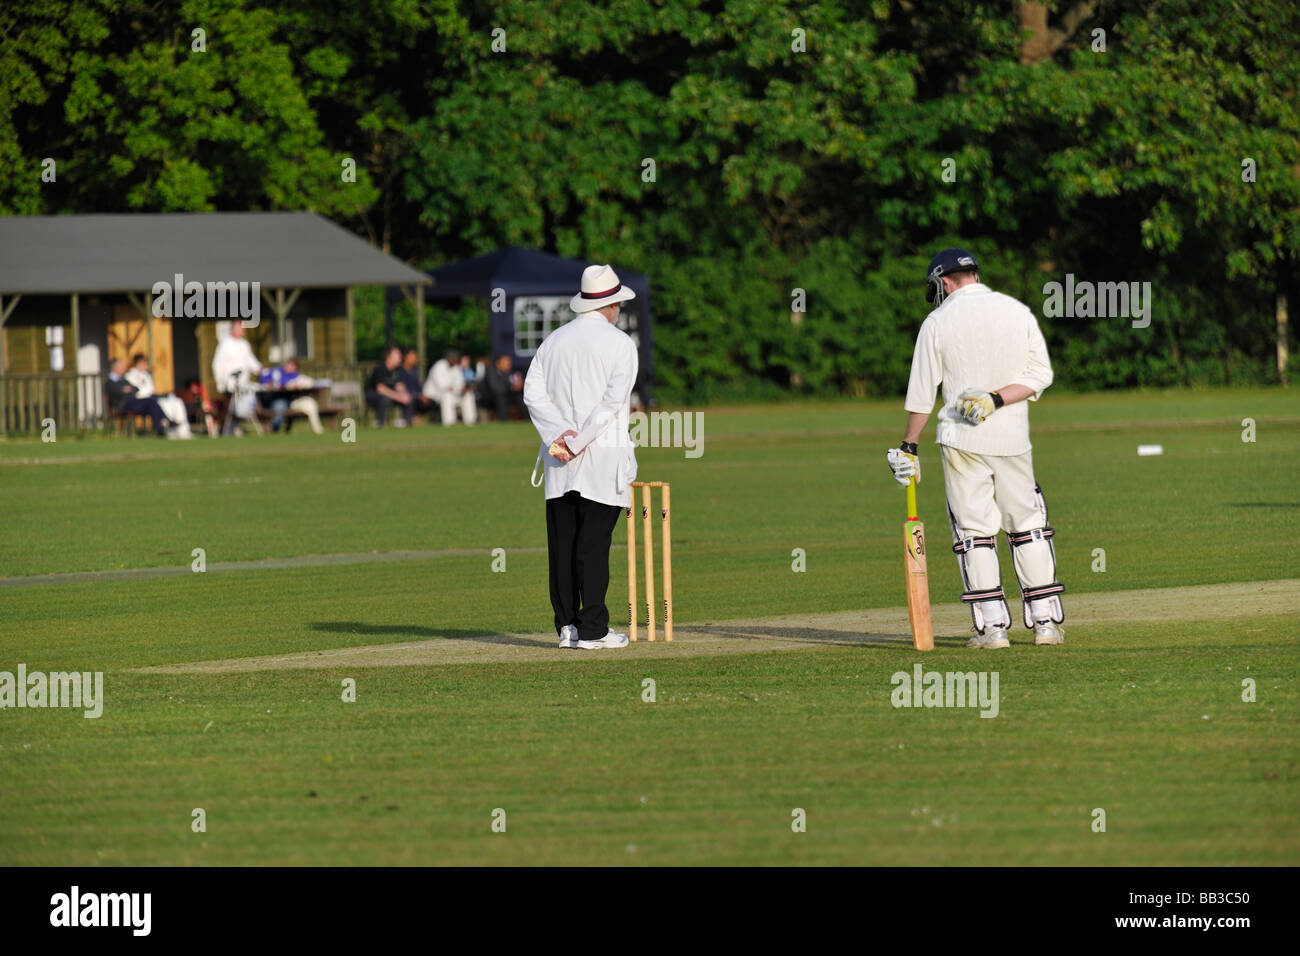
[0, 364, 373, 436]
[0, 372, 108, 436]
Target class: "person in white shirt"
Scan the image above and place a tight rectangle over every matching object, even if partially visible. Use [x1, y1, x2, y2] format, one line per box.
[525, 264, 639, 651]
[212, 321, 262, 435]
[887, 248, 1065, 649]
[125, 354, 191, 438]
[423, 349, 477, 426]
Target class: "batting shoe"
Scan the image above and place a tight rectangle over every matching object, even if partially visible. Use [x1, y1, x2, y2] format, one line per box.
[558, 625, 578, 649]
[967, 628, 1011, 649]
[577, 629, 630, 650]
[1033, 622, 1065, 646]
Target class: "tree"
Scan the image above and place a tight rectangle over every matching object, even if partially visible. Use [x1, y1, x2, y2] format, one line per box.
[0, 0, 374, 214]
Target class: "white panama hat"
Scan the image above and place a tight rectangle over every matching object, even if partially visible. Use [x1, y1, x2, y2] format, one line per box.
[570, 263, 637, 313]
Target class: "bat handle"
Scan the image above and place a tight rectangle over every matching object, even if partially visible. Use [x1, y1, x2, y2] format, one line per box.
[906, 477, 918, 519]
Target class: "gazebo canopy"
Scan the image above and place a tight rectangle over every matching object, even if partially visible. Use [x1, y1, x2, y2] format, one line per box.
[423, 246, 648, 302]
[411, 246, 655, 399]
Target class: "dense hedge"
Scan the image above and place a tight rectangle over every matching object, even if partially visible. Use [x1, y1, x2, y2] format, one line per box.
[4, 1, 1296, 399]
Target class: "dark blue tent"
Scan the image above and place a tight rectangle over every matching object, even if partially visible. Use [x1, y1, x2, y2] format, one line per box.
[392, 247, 654, 404]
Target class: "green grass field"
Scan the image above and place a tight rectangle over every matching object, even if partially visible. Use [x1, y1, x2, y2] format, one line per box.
[1, 388, 1297, 865]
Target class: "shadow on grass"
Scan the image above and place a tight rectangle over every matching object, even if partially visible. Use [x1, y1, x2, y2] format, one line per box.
[310, 620, 971, 653]
[684, 624, 926, 649]
[309, 620, 546, 649]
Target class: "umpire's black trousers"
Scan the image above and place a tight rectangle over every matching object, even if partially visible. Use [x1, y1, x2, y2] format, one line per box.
[545, 490, 623, 640]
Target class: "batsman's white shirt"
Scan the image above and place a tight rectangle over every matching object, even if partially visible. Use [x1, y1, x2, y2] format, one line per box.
[904, 283, 1054, 455]
[524, 312, 638, 508]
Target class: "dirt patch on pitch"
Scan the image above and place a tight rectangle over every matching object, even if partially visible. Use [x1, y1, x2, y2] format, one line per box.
[136, 579, 1298, 674]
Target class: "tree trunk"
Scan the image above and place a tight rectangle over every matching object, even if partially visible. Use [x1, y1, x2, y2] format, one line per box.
[1278, 291, 1289, 386]
[1017, 3, 1052, 64]
[1017, 1, 1101, 64]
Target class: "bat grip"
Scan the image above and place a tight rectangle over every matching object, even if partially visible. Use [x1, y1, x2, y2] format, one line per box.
[906, 478, 918, 519]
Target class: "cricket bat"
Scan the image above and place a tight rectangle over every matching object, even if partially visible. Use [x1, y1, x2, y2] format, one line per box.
[903, 477, 935, 651]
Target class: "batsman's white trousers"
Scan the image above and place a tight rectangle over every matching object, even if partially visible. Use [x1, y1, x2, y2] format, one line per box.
[939, 445, 1043, 536]
[939, 444, 1063, 630]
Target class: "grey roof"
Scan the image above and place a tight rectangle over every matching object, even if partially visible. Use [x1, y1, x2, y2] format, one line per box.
[0, 212, 430, 294]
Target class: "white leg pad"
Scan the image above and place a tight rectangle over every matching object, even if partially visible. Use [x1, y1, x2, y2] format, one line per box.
[1007, 484, 1065, 628]
[949, 510, 1012, 633]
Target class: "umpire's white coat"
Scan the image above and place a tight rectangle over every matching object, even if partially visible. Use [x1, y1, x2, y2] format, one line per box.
[524, 312, 638, 508]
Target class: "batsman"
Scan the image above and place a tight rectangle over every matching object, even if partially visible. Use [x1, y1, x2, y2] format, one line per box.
[887, 248, 1065, 648]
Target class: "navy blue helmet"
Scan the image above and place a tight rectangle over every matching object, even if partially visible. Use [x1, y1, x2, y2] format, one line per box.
[925, 248, 980, 305]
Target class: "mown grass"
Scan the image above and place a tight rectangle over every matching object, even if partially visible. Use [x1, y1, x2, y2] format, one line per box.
[1, 388, 1296, 864]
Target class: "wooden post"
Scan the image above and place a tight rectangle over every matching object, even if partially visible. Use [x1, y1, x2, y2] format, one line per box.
[641, 483, 656, 642]
[276, 288, 286, 360]
[345, 287, 356, 366]
[1, 294, 8, 436]
[144, 291, 154, 375]
[627, 502, 638, 642]
[260, 287, 301, 362]
[661, 483, 673, 642]
[71, 294, 80, 373]
[0, 293, 23, 436]
[71, 293, 80, 431]
[1278, 292, 1289, 387]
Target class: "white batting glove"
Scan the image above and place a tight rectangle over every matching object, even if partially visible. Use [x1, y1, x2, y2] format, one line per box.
[887, 443, 919, 486]
[956, 389, 999, 425]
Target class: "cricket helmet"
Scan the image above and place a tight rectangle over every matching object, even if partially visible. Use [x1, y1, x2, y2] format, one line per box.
[924, 248, 980, 305]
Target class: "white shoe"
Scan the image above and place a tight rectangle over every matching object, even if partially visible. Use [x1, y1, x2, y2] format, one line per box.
[558, 625, 578, 649]
[967, 628, 1011, 649]
[577, 629, 630, 650]
[1034, 622, 1064, 645]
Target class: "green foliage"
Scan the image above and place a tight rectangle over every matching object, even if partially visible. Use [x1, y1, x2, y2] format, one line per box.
[352, 285, 490, 363]
[2, 0, 1295, 393]
[2, 395, 1298, 864]
[1, 0, 377, 214]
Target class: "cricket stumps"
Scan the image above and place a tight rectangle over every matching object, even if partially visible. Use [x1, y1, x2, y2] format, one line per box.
[628, 481, 672, 642]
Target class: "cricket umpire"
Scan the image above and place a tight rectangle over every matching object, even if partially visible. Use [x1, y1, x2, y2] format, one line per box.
[524, 264, 639, 650]
[887, 248, 1065, 648]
